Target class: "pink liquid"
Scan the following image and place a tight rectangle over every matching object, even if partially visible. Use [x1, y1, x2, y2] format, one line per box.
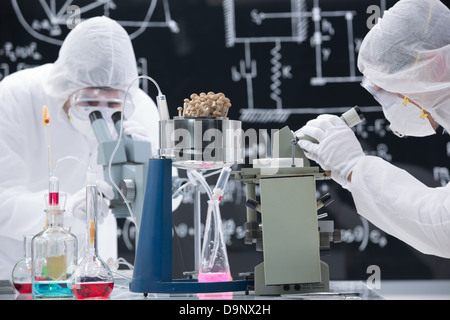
[13, 282, 32, 294]
[198, 272, 232, 282]
[72, 282, 114, 299]
[49, 192, 59, 206]
[197, 272, 233, 299]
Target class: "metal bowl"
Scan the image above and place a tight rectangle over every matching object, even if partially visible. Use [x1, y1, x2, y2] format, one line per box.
[159, 117, 244, 170]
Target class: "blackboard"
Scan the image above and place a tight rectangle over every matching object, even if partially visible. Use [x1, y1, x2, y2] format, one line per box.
[1, 0, 449, 282]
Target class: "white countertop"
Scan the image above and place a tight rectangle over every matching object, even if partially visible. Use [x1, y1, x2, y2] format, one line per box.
[2, 278, 449, 300]
[372, 280, 450, 300]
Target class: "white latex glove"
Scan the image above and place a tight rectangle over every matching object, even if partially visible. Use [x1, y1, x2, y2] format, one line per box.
[122, 120, 152, 143]
[297, 114, 365, 187]
[67, 180, 115, 224]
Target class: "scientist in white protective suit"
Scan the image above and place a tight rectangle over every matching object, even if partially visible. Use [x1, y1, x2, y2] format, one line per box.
[0, 16, 167, 280]
[298, 0, 450, 258]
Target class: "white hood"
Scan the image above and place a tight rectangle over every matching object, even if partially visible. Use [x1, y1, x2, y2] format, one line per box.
[44, 16, 139, 111]
[358, 0, 450, 132]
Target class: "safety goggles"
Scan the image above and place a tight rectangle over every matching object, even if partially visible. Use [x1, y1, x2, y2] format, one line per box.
[360, 77, 401, 109]
[68, 87, 135, 122]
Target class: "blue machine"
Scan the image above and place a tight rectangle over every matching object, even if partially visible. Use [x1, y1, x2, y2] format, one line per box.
[129, 157, 252, 295]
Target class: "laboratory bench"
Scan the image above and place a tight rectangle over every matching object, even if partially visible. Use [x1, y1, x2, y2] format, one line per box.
[1, 277, 449, 300]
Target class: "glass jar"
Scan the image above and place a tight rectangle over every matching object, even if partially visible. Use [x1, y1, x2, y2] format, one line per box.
[31, 208, 78, 299]
[11, 235, 33, 294]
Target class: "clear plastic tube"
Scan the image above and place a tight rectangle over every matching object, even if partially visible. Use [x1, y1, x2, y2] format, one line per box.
[212, 167, 231, 200]
[108, 75, 165, 234]
[187, 170, 213, 200]
[53, 156, 89, 176]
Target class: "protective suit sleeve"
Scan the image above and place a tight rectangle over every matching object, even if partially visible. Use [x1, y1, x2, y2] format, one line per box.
[0, 76, 47, 243]
[348, 156, 450, 258]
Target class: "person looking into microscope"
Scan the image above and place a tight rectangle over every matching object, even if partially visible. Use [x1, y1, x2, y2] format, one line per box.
[0, 16, 161, 280]
[297, 0, 450, 258]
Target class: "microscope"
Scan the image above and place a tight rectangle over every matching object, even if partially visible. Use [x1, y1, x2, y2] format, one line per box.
[233, 107, 364, 295]
[89, 110, 151, 229]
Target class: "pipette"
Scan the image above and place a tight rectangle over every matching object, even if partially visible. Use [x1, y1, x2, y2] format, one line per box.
[212, 167, 231, 201]
[86, 170, 98, 248]
[42, 106, 53, 177]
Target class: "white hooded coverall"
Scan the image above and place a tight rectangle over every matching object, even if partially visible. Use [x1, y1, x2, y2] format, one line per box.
[0, 17, 160, 280]
[351, 0, 450, 258]
[299, 0, 450, 259]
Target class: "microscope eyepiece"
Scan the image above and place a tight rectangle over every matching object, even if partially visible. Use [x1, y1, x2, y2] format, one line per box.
[89, 110, 103, 123]
[111, 111, 122, 124]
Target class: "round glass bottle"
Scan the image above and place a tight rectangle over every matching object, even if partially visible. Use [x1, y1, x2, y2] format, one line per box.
[71, 171, 114, 299]
[11, 235, 33, 294]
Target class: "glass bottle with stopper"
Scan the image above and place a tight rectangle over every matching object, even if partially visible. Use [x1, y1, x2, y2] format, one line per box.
[71, 171, 114, 299]
[32, 175, 78, 299]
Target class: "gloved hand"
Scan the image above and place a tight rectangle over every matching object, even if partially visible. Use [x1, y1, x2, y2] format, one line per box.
[67, 180, 115, 224]
[297, 114, 365, 187]
[122, 120, 153, 143]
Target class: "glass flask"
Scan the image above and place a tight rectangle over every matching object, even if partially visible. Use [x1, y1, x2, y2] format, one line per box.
[71, 172, 114, 299]
[11, 235, 33, 294]
[198, 199, 232, 298]
[32, 190, 78, 299]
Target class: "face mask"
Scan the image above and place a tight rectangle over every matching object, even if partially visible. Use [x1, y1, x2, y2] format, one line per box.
[69, 114, 118, 140]
[69, 116, 97, 140]
[361, 78, 436, 137]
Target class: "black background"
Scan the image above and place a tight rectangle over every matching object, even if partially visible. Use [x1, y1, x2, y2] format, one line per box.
[1, 0, 450, 282]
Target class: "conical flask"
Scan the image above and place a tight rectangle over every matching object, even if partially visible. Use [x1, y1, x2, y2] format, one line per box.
[198, 199, 232, 282]
[71, 172, 114, 299]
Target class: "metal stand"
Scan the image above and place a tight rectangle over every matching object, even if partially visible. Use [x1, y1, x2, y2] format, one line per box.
[129, 158, 252, 294]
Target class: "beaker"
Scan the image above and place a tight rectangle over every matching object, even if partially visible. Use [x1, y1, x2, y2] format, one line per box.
[198, 199, 232, 299]
[32, 205, 78, 299]
[11, 235, 33, 294]
[71, 173, 114, 299]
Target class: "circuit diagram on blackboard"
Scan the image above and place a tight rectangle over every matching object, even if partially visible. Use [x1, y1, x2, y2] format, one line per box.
[223, 0, 387, 123]
[11, 0, 179, 46]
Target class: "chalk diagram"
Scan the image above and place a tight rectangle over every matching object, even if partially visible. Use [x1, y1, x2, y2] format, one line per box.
[223, 0, 387, 123]
[11, 0, 179, 46]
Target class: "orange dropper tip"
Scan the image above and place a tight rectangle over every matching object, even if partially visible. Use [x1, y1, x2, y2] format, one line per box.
[90, 220, 95, 244]
[42, 106, 50, 126]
